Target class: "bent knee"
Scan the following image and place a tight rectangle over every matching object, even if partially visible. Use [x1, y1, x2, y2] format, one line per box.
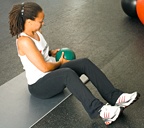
[81, 58, 91, 64]
[63, 68, 76, 74]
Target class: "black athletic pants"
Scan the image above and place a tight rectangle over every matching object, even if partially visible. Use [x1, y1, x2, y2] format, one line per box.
[28, 58, 123, 118]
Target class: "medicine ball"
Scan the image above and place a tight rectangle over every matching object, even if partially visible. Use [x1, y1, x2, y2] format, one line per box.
[55, 48, 76, 61]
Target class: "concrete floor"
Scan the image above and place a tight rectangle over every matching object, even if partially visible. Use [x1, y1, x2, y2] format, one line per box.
[0, 0, 144, 128]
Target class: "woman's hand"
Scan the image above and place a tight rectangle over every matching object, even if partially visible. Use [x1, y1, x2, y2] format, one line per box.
[50, 49, 70, 64]
[59, 52, 70, 64]
[50, 49, 60, 57]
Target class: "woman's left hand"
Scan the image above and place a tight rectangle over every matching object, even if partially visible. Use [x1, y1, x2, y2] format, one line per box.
[50, 49, 60, 57]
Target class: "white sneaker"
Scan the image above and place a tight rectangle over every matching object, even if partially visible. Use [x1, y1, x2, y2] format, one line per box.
[115, 92, 140, 108]
[99, 104, 121, 125]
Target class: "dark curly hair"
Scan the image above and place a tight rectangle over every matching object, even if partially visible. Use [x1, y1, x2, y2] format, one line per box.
[9, 2, 42, 38]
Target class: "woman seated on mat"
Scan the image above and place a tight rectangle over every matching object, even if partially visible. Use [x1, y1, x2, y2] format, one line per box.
[9, 2, 140, 125]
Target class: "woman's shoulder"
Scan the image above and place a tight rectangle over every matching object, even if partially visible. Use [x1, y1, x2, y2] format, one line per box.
[17, 36, 32, 43]
[17, 36, 35, 49]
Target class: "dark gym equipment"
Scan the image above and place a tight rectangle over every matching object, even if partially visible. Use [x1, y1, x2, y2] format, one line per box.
[121, 0, 137, 17]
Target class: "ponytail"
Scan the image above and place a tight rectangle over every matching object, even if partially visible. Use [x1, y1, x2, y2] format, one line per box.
[9, 2, 42, 38]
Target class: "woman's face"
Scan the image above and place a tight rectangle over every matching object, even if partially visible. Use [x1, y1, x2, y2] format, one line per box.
[31, 11, 45, 31]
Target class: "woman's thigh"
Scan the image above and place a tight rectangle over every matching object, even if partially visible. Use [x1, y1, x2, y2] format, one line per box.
[29, 68, 73, 99]
[60, 58, 89, 76]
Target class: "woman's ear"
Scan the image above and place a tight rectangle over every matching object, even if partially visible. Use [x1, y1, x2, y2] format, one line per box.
[25, 19, 32, 25]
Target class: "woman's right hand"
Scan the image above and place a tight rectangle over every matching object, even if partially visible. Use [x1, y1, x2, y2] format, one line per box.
[59, 52, 70, 64]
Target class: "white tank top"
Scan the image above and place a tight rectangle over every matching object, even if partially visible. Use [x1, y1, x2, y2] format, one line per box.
[16, 31, 55, 85]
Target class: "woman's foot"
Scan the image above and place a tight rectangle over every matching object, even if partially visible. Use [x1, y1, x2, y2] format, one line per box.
[99, 104, 121, 125]
[115, 92, 140, 108]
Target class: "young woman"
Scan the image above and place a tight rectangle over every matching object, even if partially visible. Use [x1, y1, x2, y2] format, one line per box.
[9, 2, 140, 125]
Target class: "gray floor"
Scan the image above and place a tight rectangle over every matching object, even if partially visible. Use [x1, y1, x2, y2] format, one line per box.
[0, 0, 144, 128]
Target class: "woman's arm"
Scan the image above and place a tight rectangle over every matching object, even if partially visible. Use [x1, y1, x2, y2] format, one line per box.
[17, 36, 68, 73]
